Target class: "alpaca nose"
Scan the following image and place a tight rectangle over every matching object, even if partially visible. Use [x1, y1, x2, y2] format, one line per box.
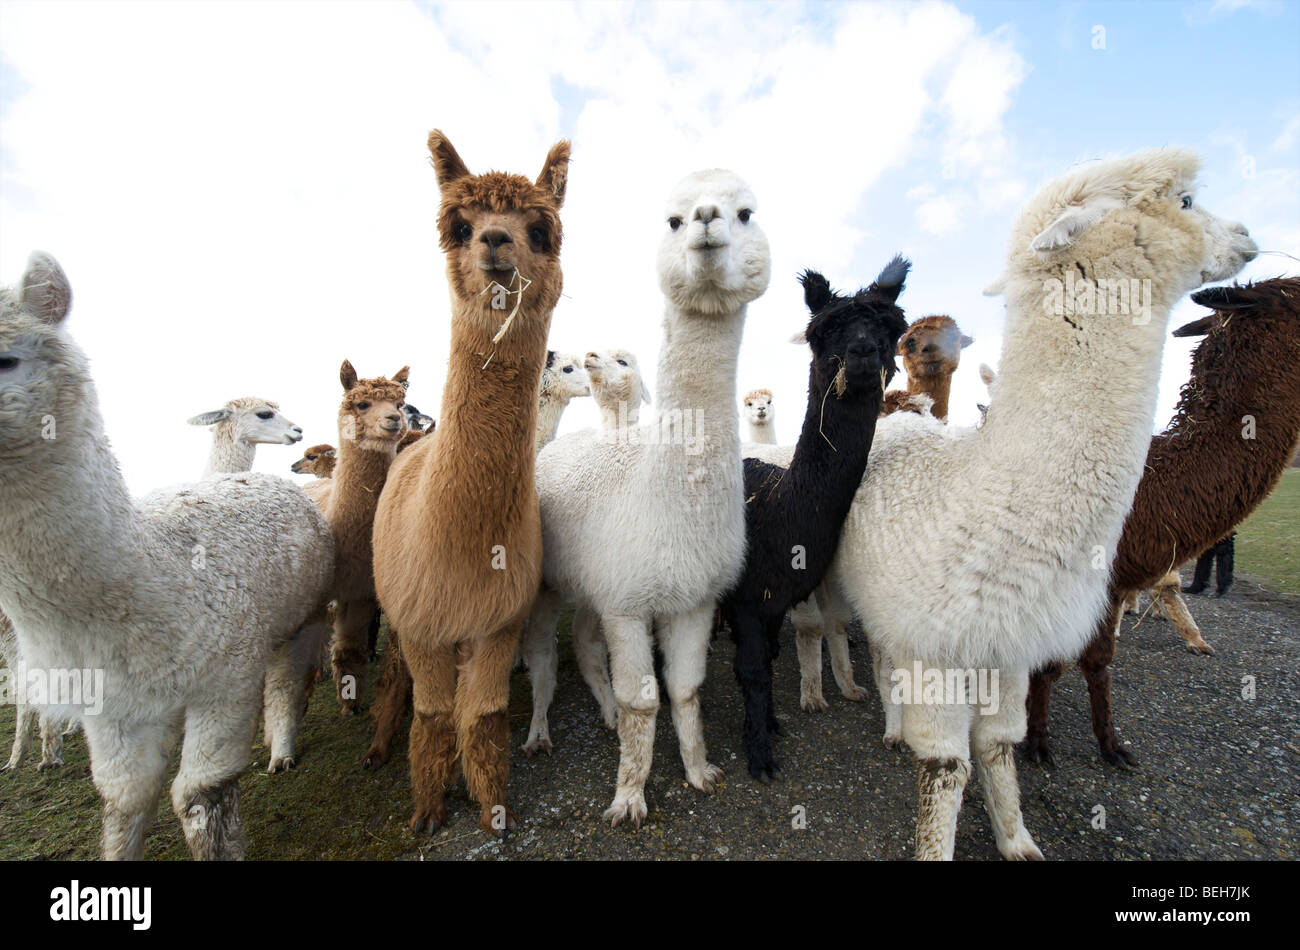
[693, 203, 721, 224]
[291, 426, 303, 437]
[921, 341, 938, 354]
[386, 413, 402, 424]
[480, 228, 512, 250]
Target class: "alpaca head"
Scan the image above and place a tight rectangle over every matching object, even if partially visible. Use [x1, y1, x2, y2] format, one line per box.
[657, 169, 771, 316]
[0, 252, 90, 463]
[897, 315, 973, 382]
[995, 148, 1256, 308]
[540, 349, 591, 402]
[337, 360, 410, 452]
[188, 397, 304, 447]
[428, 130, 570, 338]
[402, 402, 434, 432]
[291, 443, 336, 477]
[743, 388, 774, 427]
[794, 256, 911, 406]
[585, 348, 651, 411]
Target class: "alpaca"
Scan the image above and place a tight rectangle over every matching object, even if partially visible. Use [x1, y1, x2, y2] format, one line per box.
[1186, 533, 1236, 596]
[371, 131, 570, 836]
[880, 314, 973, 420]
[535, 349, 590, 451]
[403, 402, 435, 433]
[533, 168, 771, 828]
[188, 398, 304, 476]
[976, 362, 996, 426]
[292, 443, 336, 477]
[1026, 278, 1298, 769]
[726, 260, 909, 779]
[0, 252, 335, 858]
[761, 149, 1255, 858]
[1, 611, 66, 771]
[518, 346, 650, 756]
[743, 388, 776, 443]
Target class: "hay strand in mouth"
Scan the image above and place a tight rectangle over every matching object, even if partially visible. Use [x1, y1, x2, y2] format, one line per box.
[478, 269, 533, 368]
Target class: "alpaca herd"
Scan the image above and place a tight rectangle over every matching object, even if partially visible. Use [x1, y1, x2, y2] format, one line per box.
[4, 133, 1292, 862]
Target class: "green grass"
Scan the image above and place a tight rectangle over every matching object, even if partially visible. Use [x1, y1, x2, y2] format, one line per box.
[1234, 467, 1300, 595]
[0, 611, 575, 860]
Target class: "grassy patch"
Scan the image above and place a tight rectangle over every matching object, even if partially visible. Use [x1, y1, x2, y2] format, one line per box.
[1234, 467, 1300, 595]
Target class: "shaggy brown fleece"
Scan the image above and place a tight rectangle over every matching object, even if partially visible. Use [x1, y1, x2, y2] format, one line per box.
[879, 314, 973, 420]
[371, 130, 569, 836]
[292, 443, 336, 478]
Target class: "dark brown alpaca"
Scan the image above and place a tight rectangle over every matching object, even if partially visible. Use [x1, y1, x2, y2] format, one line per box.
[370, 130, 569, 836]
[292, 443, 336, 477]
[879, 314, 973, 419]
[1026, 277, 1300, 767]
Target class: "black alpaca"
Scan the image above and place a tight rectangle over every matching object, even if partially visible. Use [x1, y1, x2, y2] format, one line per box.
[724, 257, 910, 780]
[1186, 533, 1236, 596]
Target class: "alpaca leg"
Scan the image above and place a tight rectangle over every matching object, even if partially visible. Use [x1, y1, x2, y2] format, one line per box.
[1122, 590, 1139, 614]
[971, 667, 1042, 860]
[730, 610, 780, 781]
[366, 608, 381, 662]
[1155, 580, 1213, 654]
[601, 613, 657, 828]
[660, 603, 722, 793]
[455, 621, 523, 836]
[826, 620, 867, 702]
[573, 605, 618, 729]
[82, 714, 181, 860]
[406, 641, 458, 834]
[1079, 603, 1136, 768]
[264, 620, 330, 773]
[1186, 549, 1213, 594]
[4, 703, 37, 771]
[38, 714, 64, 770]
[521, 590, 562, 756]
[331, 598, 374, 716]
[1024, 661, 1066, 766]
[790, 596, 828, 712]
[870, 643, 904, 749]
[171, 682, 261, 860]
[1216, 537, 1234, 596]
[364, 625, 413, 769]
[902, 671, 973, 861]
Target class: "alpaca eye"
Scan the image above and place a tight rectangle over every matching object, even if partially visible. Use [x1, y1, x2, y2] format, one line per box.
[256, 410, 274, 420]
[357, 402, 370, 411]
[738, 209, 752, 224]
[563, 366, 574, 374]
[668, 216, 683, 231]
[617, 359, 628, 366]
[396, 402, 405, 410]
[1181, 195, 1193, 210]
[528, 226, 547, 248]
[0, 356, 19, 371]
[455, 222, 472, 243]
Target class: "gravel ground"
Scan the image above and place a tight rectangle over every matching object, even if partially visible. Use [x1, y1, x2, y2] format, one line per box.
[396, 573, 1298, 861]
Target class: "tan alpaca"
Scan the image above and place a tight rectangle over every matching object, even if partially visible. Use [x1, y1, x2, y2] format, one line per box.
[371, 131, 570, 836]
[879, 314, 973, 420]
[292, 443, 337, 478]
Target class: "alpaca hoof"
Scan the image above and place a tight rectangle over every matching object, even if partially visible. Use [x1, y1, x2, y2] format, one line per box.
[604, 793, 648, 829]
[1101, 742, 1138, 769]
[800, 691, 829, 713]
[267, 755, 295, 774]
[340, 705, 360, 718]
[1185, 639, 1215, 656]
[522, 733, 553, 757]
[882, 732, 906, 751]
[36, 757, 64, 772]
[999, 834, 1045, 861]
[687, 762, 724, 793]
[1, 759, 16, 773]
[480, 806, 519, 837]
[747, 758, 781, 782]
[602, 709, 618, 730]
[1021, 736, 1055, 769]
[361, 746, 389, 770]
[410, 802, 448, 835]
[840, 684, 869, 703]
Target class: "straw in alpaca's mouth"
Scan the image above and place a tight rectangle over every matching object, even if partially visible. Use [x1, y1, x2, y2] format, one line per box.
[478, 268, 532, 367]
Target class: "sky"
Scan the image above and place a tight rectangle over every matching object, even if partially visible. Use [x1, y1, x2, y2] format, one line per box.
[1, 0, 1297, 495]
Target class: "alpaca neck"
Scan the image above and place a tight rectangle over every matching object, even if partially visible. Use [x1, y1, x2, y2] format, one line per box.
[204, 433, 256, 476]
[654, 305, 745, 448]
[747, 417, 777, 444]
[334, 436, 395, 497]
[597, 392, 641, 429]
[787, 370, 877, 529]
[907, 372, 951, 420]
[535, 393, 572, 452]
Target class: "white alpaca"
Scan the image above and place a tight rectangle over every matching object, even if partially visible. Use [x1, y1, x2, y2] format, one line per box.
[753, 148, 1255, 859]
[520, 346, 651, 755]
[188, 398, 305, 476]
[532, 169, 770, 827]
[0, 253, 335, 859]
[743, 388, 776, 444]
[535, 350, 590, 451]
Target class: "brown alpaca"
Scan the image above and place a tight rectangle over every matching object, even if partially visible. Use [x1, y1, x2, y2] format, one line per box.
[292, 443, 336, 478]
[879, 314, 973, 420]
[1121, 570, 1209, 653]
[371, 131, 569, 837]
[303, 361, 409, 718]
[1026, 277, 1300, 767]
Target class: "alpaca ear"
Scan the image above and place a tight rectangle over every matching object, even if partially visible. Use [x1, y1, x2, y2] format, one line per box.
[799, 270, 832, 314]
[789, 329, 808, 345]
[545, 349, 557, 370]
[393, 366, 411, 389]
[19, 251, 72, 326]
[869, 254, 910, 303]
[983, 275, 1006, 297]
[1029, 198, 1122, 253]
[640, 379, 653, 405]
[536, 140, 572, 207]
[960, 334, 974, 349]
[188, 408, 232, 426]
[1171, 315, 1219, 338]
[340, 359, 358, 392]
[1190, 284, 1257, 311]
[979, 363, 996, 386]
[427, 130, 471, 189]
[324, 448, 336, 458]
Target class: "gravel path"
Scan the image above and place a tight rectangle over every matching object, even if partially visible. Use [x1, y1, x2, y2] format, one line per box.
[396, 573, 1298, 860]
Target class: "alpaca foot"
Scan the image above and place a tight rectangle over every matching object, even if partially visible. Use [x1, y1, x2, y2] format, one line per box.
[686, 762, 723, 793]
[521, 732, 553, 757]
[479, 804, 519, 837]
[410, 799, 448, 835]
[37, 755, 65, 771]
[1100, 740, 1138, 769]
[839, 683, 869, 703]
[1020, 735, 1056, 769]
[603, 791, 648, 829]
[339, 701, 361, 718]
[1185, 638, 1215, 656]
[745, 751, 781, 782]
[361, 741, 390, 770]
[800, 689, 829, 713]
[267, 755, 295, 774]
[883, 731, 906, 751]
[998, 829, 1045, 861]
[602, 707, 618, 730]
